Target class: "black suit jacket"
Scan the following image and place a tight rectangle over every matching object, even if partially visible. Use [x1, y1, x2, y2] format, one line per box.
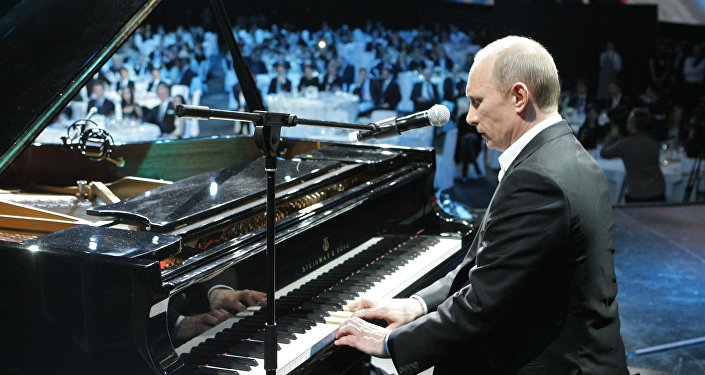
[178, 68, 197, 86]
[87, 98, 115, 117]
[145, 101, 175, 134]
[268, 77, 292, 94]
[117, 80, 135, 92]
[410, 81, 440, 111]
[388, 121, 628, 375]
[371, 78, 401, 110]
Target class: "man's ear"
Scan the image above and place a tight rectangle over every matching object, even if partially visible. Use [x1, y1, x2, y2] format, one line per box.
[511, 82, 529, 113]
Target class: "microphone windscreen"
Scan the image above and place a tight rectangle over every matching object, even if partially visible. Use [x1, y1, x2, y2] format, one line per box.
[428, 104, 451, 127]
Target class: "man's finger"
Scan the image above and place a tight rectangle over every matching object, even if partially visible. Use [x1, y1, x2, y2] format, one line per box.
[349, 297, 376, 311]
[223, 300, 247, 312]
[334, 335, 356, 348]
[243, 291, 259, 306]
[352, 306, 388, 320]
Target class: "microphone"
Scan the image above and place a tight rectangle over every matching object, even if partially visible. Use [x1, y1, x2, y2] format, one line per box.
[350, 104, 450, 142]
[86, 106, 98, 119]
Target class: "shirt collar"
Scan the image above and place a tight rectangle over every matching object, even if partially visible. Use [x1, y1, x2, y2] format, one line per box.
[497, 114, 562, 182]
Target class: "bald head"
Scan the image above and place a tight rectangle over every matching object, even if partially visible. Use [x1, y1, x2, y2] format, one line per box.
[471, 36, 560, 113]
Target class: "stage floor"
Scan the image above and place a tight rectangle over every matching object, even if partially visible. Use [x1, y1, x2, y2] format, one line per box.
[615, 204, 705, 375]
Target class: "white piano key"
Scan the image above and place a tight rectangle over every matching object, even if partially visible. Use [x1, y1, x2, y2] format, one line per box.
[184, 236, 462, 375]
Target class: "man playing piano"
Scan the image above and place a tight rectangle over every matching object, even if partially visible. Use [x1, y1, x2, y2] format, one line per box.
[335, 36, 629, 375]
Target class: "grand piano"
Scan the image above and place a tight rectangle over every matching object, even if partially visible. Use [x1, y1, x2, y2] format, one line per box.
[0, 1, 477, 374]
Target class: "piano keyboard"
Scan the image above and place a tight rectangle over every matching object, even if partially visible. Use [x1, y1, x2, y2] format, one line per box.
[178, 235, 462, 375]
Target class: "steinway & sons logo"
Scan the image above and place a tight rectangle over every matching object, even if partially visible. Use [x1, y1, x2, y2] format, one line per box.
[300, 237, 349, 273]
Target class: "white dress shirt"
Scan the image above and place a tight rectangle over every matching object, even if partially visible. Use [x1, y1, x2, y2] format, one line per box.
[497, 114, 563, 182]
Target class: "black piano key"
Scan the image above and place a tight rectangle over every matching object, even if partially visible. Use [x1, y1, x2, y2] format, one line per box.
[207, 357, 254, 371]
[250, 331, 291, 344]
[288, 310, 327, 323]
[277, 323, 306, 334]
[217, 354, 258, 368]
[185, 236, 445, 373]
[197, 365, 240, 374]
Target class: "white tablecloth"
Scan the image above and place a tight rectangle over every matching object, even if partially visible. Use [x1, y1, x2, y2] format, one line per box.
[593, 150, 690, 203]
[34, 120, 162, 145]
[266, 92, 359, 142]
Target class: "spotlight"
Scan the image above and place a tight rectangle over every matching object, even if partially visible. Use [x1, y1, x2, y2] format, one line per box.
[318, 40, 327, 49]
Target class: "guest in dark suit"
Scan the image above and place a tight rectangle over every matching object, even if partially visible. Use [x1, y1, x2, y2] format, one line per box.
[335, 36, 629, 375]
[601, 108, 666, 202]
[117, 67, 135, 92]
[567, 78, 592, 115]
[298, 64, 320, 92]
[410, 69, 440, 112]
[338, 60, 355, 87]
[371, 65, 401, 110]
[176, 58, 197, 86]
[321, 62, 344, 92]
[87, 80, 115, 117]
[147, 67, 166, 93]
[351, 67, 375, 115]
[442, 66, 466, 102]
[267, 61, 292, 94]
[144, 82, 175, 135]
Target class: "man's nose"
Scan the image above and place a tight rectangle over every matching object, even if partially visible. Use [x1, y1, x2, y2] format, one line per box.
[466, 106, 478, 126]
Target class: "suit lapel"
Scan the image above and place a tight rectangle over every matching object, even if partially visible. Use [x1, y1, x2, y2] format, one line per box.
[505, 121, 573, 176]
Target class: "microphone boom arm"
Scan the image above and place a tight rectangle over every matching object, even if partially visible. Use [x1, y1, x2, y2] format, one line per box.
[176, 104, 375, 131]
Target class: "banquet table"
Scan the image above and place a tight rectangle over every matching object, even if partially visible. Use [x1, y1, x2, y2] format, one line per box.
[34, 119, 162, 145]
[266, 92, 359, 142]
[591, 149, 693, 203]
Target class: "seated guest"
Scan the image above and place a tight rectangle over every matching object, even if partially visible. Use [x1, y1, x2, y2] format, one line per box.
[144, 82, 176, 136]
[567, 78, 592, 115]
[606, 79, 631, 112]
[443, 66, 466, 102]
[601, 108, 666, 202]
[117, 67, 135, 92]
[350, 67, 375, 115]
[577, 104, 605, 150]
[298, 64, 320, 92]
[170, 95, 187, 138]
[338, 58, 355, 87]
[371, 64, 401, 111]
[639, 85, 669, 141]
[455, 111, 482, 181]
[87, 80, 115, 117]
[147, 67, 166, 93]
[268, 61, 292, 94]
[120, 86, 143, 120]
[411, 68, 440, 112]
[321, 62, 344, 92]
[247, 50, 268, 76]
[176, 58, 197, 86]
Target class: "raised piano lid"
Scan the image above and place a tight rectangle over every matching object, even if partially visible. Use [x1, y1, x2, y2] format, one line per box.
[0, 0, 159, 175]
[88, 146, 403, 231]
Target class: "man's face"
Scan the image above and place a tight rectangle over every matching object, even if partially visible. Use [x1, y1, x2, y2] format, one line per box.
[157, 86, 170, 101]
[465, 59, 517, 151]
[94, 84, 105, 98]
